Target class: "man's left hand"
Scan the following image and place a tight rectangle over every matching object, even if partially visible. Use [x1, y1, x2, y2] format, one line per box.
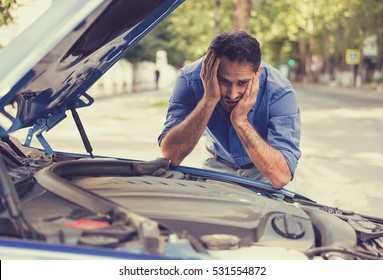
[230, 69, 261, 125]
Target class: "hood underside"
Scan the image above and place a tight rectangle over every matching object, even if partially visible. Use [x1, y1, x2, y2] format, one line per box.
[0, 0, 184, 137]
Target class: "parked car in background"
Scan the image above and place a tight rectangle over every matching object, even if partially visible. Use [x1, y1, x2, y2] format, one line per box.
[1, 0, 383, 260]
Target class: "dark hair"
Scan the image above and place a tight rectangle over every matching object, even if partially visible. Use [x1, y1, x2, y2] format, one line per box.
[209, 31, 262, 71]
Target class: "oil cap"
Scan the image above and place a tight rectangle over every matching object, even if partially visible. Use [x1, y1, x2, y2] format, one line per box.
[272, 213, 305, 239]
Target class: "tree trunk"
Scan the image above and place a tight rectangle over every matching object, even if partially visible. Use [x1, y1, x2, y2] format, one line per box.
[297, 35, 307, 82]
[233, 0, 251, 32]
[377, 39, 383, 72]
[214, 0, 222, 35]
[377, 20, 383, 72]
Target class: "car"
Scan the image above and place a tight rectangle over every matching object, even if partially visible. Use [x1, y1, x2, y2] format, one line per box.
[1, 0, 383, 261]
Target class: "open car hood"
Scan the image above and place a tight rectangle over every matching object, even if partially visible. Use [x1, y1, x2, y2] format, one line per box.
[0, 0, 184, 138]
[1, 0, 383, 262]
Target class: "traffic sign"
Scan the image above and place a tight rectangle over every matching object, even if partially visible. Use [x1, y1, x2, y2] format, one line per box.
[345, 49, 361, 65]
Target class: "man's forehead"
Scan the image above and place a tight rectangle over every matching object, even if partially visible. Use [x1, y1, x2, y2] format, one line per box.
[218, 59, 254, 81]
[217, 74, 252, 83]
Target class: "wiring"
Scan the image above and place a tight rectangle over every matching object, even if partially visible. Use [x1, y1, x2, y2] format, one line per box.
[305, 246, 383, 260]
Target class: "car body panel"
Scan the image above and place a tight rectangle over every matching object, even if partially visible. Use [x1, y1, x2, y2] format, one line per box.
[0, 0, 185, 136]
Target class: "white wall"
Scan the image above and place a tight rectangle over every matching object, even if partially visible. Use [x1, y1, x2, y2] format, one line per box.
[89, 59, 178, 98]
[133, 61, 178, 92]
[89, 60, 134, 98]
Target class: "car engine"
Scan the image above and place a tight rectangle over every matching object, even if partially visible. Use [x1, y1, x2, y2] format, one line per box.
[1, 136, 383, 260]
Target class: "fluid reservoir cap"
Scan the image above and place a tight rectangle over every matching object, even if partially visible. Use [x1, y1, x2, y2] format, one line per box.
[200, 234, 240, 250]
[272, 214, 305, 239]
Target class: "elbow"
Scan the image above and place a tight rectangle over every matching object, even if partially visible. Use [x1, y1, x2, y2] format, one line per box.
[160, 143, 184, 167]
[269, 155, 294, 189]
[162, 153, 182, 167]
[270, 172, 292, 189]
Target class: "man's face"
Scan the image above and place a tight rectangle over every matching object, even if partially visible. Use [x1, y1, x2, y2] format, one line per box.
[217, 56, 256, 112]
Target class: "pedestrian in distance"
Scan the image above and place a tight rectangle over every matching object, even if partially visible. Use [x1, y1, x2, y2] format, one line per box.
[158, 31, 301, 189]
[155, 69, 160, 90]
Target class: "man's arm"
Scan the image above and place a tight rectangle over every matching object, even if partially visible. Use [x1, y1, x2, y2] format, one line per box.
[160, 50, 221, 166]
[231, 73, 292, 189]
[160, 96, 217, 166]
[233, 120, 292, 189]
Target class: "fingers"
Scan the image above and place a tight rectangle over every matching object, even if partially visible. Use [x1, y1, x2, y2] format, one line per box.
[201, 50, 212, 78]
[247, 71, 260, 96]
[252, 70, 260, 93]
[201, 49, 219, 80]
[211, 52, 220, 77]
[240, 72, 260, 108]
[201, 51, 210, 77]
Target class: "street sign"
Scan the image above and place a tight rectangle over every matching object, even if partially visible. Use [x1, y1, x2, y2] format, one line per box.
[345, 49, 361, 65]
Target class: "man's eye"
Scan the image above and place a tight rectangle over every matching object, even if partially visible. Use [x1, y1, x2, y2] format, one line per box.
[238, 81, 249, 86]
[219, 79, 231, 86]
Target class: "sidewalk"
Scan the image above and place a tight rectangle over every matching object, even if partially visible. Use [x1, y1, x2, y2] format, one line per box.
[294, 83, 383, 103]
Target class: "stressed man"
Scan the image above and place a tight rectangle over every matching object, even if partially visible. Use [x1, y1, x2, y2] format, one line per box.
[158, 31, 301, 189]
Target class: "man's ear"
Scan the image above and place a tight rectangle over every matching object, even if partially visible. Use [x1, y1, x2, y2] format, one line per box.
[257, 65, 263, 74]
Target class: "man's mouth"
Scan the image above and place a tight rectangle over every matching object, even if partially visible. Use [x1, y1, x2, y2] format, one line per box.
[221, 99, 238, 112]
[223, 99, 237, 108]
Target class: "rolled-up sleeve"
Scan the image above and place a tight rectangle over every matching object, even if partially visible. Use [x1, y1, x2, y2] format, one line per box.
[157, 70, 197, 145]
[267, 88, 301, 177]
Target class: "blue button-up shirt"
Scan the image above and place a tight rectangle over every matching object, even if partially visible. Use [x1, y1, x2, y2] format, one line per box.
[158, 58, 301, 177]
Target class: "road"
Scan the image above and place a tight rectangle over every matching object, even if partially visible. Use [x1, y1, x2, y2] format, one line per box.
[294, 84, 383, 217]
[15, 84, 383, 217]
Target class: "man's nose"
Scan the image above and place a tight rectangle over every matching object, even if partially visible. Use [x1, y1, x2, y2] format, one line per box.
[227, 85, 241, 100]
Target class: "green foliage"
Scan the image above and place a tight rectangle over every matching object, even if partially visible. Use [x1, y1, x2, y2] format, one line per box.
[125, 0, 235, 67]
[3, 0, 383, 72]
[148, 100, 169, 108]
[124, 20, 181, 65]
[126, 0, 383, 72]
[0, 0, 18, 26]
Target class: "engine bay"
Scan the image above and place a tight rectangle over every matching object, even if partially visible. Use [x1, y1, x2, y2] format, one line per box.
[1, 136, 383, 260]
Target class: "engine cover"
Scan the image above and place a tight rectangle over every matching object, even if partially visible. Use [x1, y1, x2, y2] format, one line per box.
[72, 175, 315, 251]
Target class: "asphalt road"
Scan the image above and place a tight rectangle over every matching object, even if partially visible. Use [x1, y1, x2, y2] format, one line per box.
[294, 84, 383, 217]
[14, 84, 383, 217]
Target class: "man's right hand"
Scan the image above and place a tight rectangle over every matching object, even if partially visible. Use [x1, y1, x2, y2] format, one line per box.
[200, 49, 221, 104]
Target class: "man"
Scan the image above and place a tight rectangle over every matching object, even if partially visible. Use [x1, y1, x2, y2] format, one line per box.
[158, 31, 301, 189]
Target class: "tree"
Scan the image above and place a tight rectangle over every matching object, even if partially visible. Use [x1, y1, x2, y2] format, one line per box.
[125, 0, 235, 67]
[0, 0, 18, 26]
[233, 0, 251, 32]
[125, 0, 383, 81]
[350, 0, 383, 72]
